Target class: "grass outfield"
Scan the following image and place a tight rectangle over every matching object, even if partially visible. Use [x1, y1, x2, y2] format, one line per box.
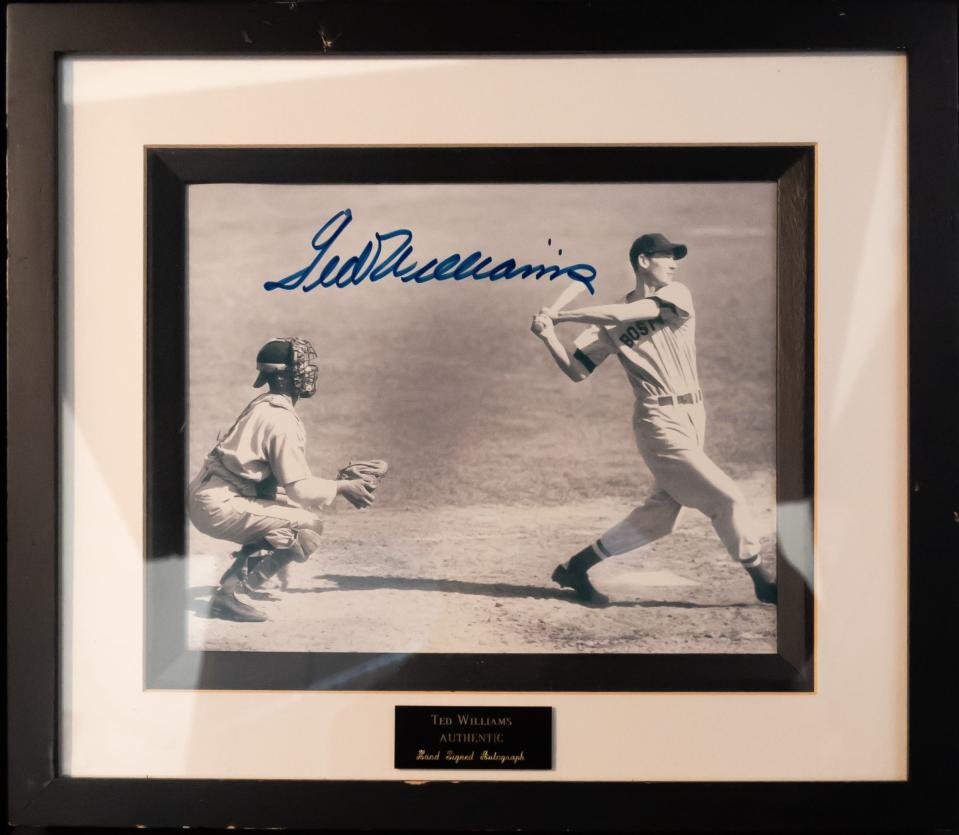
[187, 182, 776, 509]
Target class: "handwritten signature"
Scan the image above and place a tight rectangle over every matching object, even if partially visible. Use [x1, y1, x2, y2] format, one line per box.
[263, 209, 596, 294]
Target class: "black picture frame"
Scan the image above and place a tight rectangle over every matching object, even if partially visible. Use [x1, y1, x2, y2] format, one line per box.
[7, 1, 958, 831]
[146, 145, 813, 693]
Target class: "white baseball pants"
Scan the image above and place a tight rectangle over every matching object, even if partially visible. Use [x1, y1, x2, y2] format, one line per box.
[188, 464, 322, 550]
[597, 400, 761, 565]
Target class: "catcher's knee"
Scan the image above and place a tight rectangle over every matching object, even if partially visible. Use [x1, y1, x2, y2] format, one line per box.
[291, 527, 324, 562]
[263, 527, 297, 549]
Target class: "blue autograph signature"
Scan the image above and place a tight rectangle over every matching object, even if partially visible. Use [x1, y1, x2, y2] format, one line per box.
[263, 209, 596, 294]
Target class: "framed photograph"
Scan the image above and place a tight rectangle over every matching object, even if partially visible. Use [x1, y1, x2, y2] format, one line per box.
[7, 1, 957, 831]
[146, 145, 812, 693]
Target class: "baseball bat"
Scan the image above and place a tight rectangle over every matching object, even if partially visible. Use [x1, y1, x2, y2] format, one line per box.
[543, 281, 589, 316]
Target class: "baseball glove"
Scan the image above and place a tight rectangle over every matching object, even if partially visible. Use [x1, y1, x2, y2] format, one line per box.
[336, 459, 389, 507]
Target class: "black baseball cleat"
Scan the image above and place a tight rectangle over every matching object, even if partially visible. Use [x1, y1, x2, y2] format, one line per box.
[551, 563, 610, 606]
[210, 589, 268, 622]
[745, 562, 778, 604]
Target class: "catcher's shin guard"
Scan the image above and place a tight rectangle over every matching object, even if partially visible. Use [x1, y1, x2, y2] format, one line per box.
[219, 541, 269, 590]
[290, 528, 323, 562]
[243, 552, 293, 591]
[243, 529, 324, 590]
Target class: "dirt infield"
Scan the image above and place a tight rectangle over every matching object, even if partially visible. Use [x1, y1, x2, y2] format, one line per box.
[187, 473, 776, 654]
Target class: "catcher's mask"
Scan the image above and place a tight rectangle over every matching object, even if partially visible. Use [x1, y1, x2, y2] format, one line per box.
[253, 337, 319, 398]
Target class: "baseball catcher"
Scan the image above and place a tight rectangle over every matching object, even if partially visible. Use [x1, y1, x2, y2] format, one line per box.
[187, 337, 386, 622]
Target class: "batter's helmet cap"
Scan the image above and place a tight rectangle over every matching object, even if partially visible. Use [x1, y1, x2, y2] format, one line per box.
[253, 339, 294, 388]
[629, 233, 688, 269]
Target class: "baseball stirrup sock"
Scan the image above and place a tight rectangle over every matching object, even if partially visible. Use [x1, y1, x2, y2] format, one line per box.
[563, 545, 603, 574]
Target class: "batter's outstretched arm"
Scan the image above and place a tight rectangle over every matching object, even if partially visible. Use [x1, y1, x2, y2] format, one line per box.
[552, 299, 661, 326]
[531, 315, 588, 382]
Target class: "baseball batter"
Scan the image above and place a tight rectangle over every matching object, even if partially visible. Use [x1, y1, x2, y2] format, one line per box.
[188, 336, 377, 622]
[531, 233, 777, 606]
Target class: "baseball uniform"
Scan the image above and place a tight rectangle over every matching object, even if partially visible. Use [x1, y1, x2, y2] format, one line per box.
[188, 392, 334, 550]
[571, 281, 762, 567]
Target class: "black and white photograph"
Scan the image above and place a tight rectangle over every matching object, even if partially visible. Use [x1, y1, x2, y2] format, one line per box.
[181, 176, 781, 656]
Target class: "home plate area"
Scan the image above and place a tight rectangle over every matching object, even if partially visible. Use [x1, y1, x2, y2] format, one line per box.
[184, 500, 776, 655]
[605, 569, 700, 589]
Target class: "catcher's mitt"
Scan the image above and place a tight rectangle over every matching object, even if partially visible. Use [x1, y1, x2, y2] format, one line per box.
[336, 459, 389, 507]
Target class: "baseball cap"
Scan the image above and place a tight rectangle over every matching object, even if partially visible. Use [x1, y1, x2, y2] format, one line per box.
[629, 233, 688, 263]
[253, 339, 293, 388]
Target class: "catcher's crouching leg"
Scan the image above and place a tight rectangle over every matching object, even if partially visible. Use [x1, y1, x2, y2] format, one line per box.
[243, 525, 324, 591]
[212, 541, 271, 622]
[218, 541, 267, 587]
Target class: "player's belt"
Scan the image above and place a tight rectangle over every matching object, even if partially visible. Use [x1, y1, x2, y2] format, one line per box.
[654, 389, 703, 407]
